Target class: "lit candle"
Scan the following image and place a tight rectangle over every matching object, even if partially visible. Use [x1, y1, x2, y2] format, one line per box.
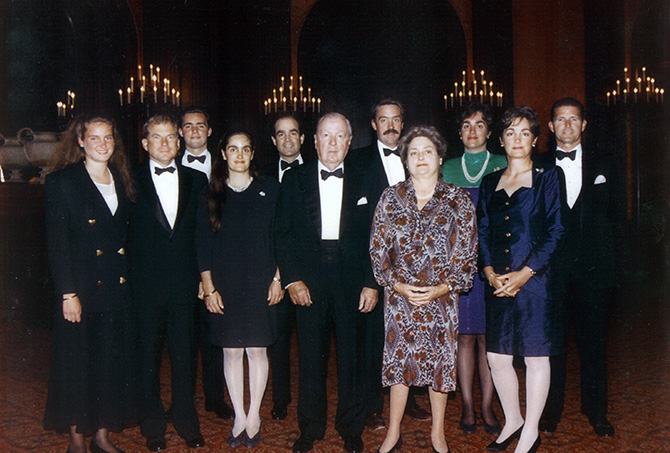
[468, 90, 472, 101]
[281, 76, 285, 93]
[450, 92, 454, 108]
[626, 78, 630, 93]
[127, 87, 131, 104]
[283, 96, 286, 112]
[311, 97, 315, 112]
[273, 96, 277, 113]
[499, 92, 503, 107]
[480, 89, 483, 103]
[616, 80, 620, 99]
[119, 89, 123, 106]
[661, 88, 664, 103]
[264, 100, 268, 115]
[612, 90, 617, 105]
[156, 67, 160, 87]
[308, 88, 311, 103]
[176, 91, 180, 106]
[293, 97, 297, 111]
[142, 75, 146, 91]
[71, 92, 75, 109]
[152, 75, 157, 89]
[646, 86, 650, 102]
[458, 91, 462, 106]
[303, 97, 307, 112]
[637, 77, 642, 92]
[473, 79, 477, 98]
[299, 76, 303, 90]
[606, 91, 610, 106]
[655, 88, 659, 102]
[150, 64, 154, 80]
[153, 86, 157, 103]
[634, 87, 638, 102]
[444, 95, 447, 110]
[172, 88, 176, 104]
[317, 98, 321, 113]
[481, 70, 485, 88]
[651, 78, 655, 92]
[289, 85, 293, 100]
[454, 82, 458, 97]
[462, 70, 466, 86]
[642, 67, 646, 84]
[130, 77, 134, 93]
[623, 89, 627, 104]
[67, 90, 71, 107]
[164, 86, 167, 103]
[138, 65, 142, 80]
[140, 86, 145, 103]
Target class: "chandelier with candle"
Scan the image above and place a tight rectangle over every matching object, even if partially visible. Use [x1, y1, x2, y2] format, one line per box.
[118, 64, 181, 108]
[263, 75, 321, 115]
[444, 69, 504, 110]
[605, 66, 664, 106]
[56, 90, 76, 118]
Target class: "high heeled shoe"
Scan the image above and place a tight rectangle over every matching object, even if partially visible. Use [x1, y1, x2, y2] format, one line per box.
[482, 415, 502, 435]
[459, 416, 477, 434]
[524, 436, 541, 453]
[485, 424, 523, 451]
[376, 435, 402, 453]
[246, 428, 261, 448]
[90, 438, 126, 453]
[227, 430, 248, 448]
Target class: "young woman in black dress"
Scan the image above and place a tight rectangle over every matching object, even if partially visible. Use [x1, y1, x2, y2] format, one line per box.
[43, 113, 137, 453]
[196, 131, 282, 449]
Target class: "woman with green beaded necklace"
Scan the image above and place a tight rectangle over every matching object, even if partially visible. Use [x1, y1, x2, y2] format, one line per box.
[441, 102, 506, 436]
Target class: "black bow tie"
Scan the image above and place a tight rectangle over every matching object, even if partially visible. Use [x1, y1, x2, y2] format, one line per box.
[187, 154, 206, 164]
[383, 147, 399, 157]
[281, 160, 300, 171]
[154, 166, 176, 175]
[320, 168, 344, 180]
[556, 149, 577, 161]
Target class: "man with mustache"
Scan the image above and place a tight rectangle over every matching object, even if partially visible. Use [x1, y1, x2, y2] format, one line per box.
[349, 98, 431, 431]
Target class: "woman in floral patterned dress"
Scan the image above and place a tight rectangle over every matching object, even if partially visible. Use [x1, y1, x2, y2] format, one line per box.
[370, 126, 478, 453]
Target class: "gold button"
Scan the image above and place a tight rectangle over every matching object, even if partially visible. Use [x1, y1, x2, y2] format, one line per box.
[506, 232, 511, 237]
[119, 277, 126, 284]
[117, 248, 125, 255]
[97, 280, 103, 286]
[504, 216, 509, 220]
[88, 219, 96, 225]
[505, 249, 509, 253]
[505, 201, 510, 206]
[505, 267, 510, 271]
[96, 249, 103, 256]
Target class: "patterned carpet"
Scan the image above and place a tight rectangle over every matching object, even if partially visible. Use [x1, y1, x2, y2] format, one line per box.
[1, 282, 669, 452]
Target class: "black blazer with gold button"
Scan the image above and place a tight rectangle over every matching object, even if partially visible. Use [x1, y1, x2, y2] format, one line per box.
[44, 161, 131, 313]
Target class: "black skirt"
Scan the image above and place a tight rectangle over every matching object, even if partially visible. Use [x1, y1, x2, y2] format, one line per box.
[43, 308, 137, 435]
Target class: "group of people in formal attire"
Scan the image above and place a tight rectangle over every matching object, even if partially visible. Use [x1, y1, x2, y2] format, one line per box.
[43, 96, 620, 453]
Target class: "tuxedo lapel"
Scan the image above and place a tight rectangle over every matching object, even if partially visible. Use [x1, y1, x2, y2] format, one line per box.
[173, 164, 192, 233]
[138, 161, 172, 233]
[301, 161, 322, 238]
[340, 163, 358, 237]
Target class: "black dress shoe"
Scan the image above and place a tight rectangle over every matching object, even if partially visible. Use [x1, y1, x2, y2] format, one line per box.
[146, 438, 167, 452]
[405, 403, 431, 421]
[366, 411, 386, 430]
[227, 430, 247, 448]
[459, 417, 477, 434]
[538, 417, 558, 433]
[486, 424, 523, 451]
[292, 434, 314, 453]
[185, 434, 205, 449]
[588, 415, 614, 437]
[205, 399, 235, 420]
[271, 401, 288, 420]
[343, 436, 364, 453]
[377, 435, 402, 453]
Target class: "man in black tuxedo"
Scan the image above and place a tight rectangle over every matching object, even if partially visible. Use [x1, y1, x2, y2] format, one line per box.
[177, 107, 234, 421]
[128, 115, 206, 451]
[349, 98, 430, 431]
[275, 112, 378, 453]
[540, 98, 622, 437]
[262, 114, 305, 421]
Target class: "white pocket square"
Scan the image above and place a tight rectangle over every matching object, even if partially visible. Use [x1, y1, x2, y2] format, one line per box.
[594, 175, 606, 184]
[357, 197, 368, 206]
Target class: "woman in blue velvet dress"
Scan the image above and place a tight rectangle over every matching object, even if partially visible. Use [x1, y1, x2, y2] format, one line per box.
[477, 106, 565, 453]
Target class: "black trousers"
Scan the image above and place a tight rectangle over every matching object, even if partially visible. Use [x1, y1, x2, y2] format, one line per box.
[544, 281, 613, 421]
[269, 293, 295, 406]
[295, 243, 367, 440]
[137, 302, 201, 440]
[193, 300, 224, 403]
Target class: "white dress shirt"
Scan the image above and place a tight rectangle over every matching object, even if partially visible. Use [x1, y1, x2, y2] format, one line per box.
[555, 143, 582, 209]
[377, 140, 405, 186]
[278, 154, 303, 182]
[318, 161, 344, 240]
[181, 149, 211, 180]
[150, 159, 179, 228]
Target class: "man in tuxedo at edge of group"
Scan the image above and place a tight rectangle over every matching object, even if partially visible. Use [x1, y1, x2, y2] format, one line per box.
[275, 112, 378, 453]
[177, 107, 234, 421]
[262, 114, 306, 421]
[128, 115, 206, 451]
[539, 97, 622, 438]
[348, 98, 431, 431]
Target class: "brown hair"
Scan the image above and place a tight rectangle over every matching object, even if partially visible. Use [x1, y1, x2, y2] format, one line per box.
[51, 113, 136, 201]
[499, 106, 540, 139]
[397, 125, 448, 166]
